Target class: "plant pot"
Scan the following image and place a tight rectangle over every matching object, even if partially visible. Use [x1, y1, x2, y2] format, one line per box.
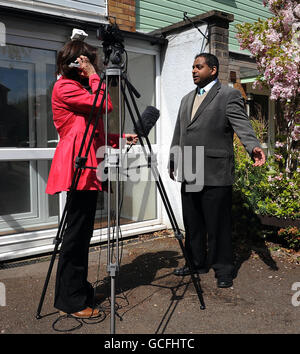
[258, 215, 300, 228]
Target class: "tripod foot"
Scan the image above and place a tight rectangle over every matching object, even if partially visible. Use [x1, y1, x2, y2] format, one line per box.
[200, 305, 206, 310]
[36, 314, 42, 320]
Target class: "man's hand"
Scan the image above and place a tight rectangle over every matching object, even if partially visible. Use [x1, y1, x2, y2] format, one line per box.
[169, 167, 175, 180]
[169, 160, 175, 180]
[124, 134, 138, 145]
[252, 147, 266, 166]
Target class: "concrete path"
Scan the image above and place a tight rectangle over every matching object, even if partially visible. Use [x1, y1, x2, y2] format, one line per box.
[0, 234, 299, 335]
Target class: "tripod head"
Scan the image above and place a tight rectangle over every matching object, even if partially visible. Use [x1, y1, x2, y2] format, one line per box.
[97, 22, 126, 67]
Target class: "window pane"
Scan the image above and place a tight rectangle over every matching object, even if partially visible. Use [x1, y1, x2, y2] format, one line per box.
[46, 63, 58, 148]
[94, 179, 157, 229]
[121, 179, 157, 223]
[121, 154, 157, 222]
[0, 161, 32, 215]
[47, 161, 59, 218]
[125, 52, 156, 144]
[48, 193, 59, 218]
[103, 52, 156, 143]
[122, 53, 157, 221]
[0, 66, 30, 147]
[0, 45, 57, 148]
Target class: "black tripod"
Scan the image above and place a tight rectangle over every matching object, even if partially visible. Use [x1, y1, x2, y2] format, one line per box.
[119, 70, 206, 312]
[36, 61, 205, 334]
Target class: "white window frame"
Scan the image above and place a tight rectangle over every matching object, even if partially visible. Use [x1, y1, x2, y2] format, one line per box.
[0, 21, 166, 261]
[0, 0, 108, 22]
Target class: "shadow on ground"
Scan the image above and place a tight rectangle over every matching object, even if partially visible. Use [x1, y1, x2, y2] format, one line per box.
[96, 250, 181, 296]
[232, 190, 279, 279]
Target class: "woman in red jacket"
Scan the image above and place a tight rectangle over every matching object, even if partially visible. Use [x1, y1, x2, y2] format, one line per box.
[46, 40, 137, 319]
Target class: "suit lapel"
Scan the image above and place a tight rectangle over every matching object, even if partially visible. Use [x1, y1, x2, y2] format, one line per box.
[185, 89, 197, 126]
[187, 81, 221, 127]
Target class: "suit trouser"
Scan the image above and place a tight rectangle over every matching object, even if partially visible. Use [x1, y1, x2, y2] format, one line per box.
[181, 184, 234, 279]
[54, 190, 98, 314]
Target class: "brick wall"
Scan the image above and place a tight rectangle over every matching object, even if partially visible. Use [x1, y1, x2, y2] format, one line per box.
[209, 22, 230, 84]
[108, 0, 136, 32]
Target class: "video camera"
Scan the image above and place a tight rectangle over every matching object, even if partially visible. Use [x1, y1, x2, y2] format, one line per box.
[97, 22, 125, 66]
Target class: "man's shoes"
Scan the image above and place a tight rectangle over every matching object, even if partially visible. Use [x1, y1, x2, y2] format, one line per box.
[173, 265, 208, 276]
[60, 307, 100, 319]
[217, 279, 233, 288]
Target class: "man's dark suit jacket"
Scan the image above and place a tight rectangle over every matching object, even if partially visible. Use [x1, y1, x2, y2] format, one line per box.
[169, 80, 261, 186]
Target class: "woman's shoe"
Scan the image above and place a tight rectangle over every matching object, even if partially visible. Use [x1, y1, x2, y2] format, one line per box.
[60, 307, 100, 318]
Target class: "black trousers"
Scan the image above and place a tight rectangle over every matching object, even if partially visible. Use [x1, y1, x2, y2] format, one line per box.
[54, 190, 98, 314]
[181, 184, 234, 280]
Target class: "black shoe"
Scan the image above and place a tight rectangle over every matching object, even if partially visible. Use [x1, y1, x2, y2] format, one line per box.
[217, 279, 233, 288]
[173, 265, 208, 276]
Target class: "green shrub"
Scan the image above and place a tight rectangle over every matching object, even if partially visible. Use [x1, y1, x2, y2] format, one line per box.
[233, 130, 300, 250]
[234, 136, 299, 220]
[277, 227, 300, 251]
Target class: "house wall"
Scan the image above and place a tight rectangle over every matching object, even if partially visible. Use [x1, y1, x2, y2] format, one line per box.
[159, 24, 208, 229]
[108, 0, 136, 32]
[136, 0, 272, 53]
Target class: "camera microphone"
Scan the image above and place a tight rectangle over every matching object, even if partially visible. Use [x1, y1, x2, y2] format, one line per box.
[135, 106, 160, 137]
[126, 106, 160, 153]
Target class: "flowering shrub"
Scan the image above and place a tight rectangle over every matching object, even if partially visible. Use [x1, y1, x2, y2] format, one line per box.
[257, 167, 299, 219]
[233, 130, 300, 249]
[234, 131, 299, 219]
[278, 226, 300, 250]
[236, 0, 300, 172]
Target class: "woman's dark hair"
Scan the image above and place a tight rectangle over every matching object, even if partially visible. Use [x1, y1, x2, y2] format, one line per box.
[56, 40, 101, 81]
[195, 53, 219, 79]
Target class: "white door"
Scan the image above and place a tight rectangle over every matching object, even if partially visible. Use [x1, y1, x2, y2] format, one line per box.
[0, 44, 59, 234]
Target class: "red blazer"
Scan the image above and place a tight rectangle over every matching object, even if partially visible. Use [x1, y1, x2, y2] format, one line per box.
[46, 73, 118, 195]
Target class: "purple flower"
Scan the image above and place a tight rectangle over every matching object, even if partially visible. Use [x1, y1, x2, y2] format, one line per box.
[275, 141, 285, 148]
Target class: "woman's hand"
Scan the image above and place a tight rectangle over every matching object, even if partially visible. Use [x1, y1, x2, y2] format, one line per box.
[76, 55, 96, 78]
[124, 134, 138, 145]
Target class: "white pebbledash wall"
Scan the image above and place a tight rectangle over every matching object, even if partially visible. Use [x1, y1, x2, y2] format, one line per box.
[159, 24, 209, 230]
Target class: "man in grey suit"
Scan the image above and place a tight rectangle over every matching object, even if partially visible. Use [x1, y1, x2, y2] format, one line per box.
[169, 53, 265, 288]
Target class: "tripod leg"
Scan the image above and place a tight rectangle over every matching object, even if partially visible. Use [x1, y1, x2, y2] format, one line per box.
[151, 165, 205, 309]
[36, 75, 109, 318]
[122, 81, 206, 310]
[110, 274, 116, 334]
[175, 237, 205, 310]
[36, 197, 71, 318]
[36, 239, 60, 319]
